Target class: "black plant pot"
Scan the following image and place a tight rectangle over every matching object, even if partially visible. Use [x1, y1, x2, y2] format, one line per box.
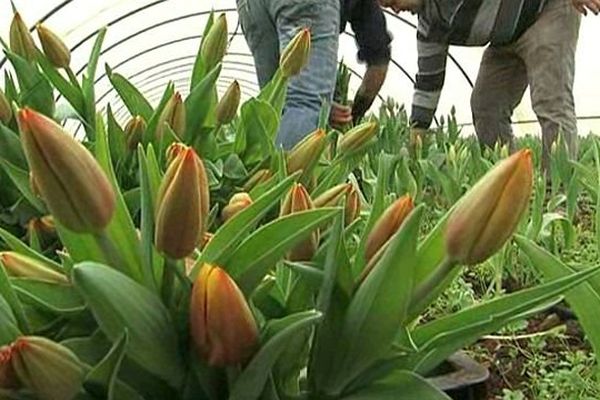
[427, 351, 489, 400]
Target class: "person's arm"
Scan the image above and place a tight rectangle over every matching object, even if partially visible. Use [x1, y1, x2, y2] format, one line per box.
[410, 36, 449, 129]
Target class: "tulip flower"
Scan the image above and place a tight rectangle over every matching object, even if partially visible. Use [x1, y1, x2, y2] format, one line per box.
[124, 115, 146, 150]
[9, 336, 84, 400]
[27, 215, 56, 245]
[36, 24, 71, 69]
[190, 264, 259, 366]
[156, 92, 186, 140]
[286, 128, 327, 182]
[313, 183, 350, 208]
[0, 252, 68, 284]
[243, 169, 272, 192]
[365, 195, 414, 263]
[221, 192, 252, 222]
[17, 108, 116, 233]
[0, 89, 12, 124]
[281, 184, 318, 261]
[201, 14, 228, 71]
[215, 80, 241, 125]
[345, 185, 361, 225]
[9, 12, 37, 62]
[0, 345, 18, 389]
[155, 146, 209, 259]
[445, 149, 533, 265]
[280, 28, 311, 78]
[337, 121, 378, 156]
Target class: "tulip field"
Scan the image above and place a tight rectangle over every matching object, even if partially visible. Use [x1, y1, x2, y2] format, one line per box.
[2, 10, 600, 400]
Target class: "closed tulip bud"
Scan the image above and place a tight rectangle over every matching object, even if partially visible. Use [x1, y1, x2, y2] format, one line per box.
[500, 144, 510, 159]
[448, 144, 457, 165]
[18, 108, 116, 233]
[445, 149, 533, 265]
[29, 172, 41, 197]
[190, 264, 259, 366]
[124, 115, 146, 150]
[281, 184, 318, 261]
[27, 215, 56, 236]
[201, 14, 228, 71]
[216, 80, 240, 125]
[287, 128, 327, 178]
[0, 90, 12, 124]
[280, 28, 311, 78]
[222, 192, 252, 222]
[243, 169, 272, 192]
[156, 92, 186, 139]
[36, 24, 70, 69]
[9, 13, 37, 62]
[337, 121, 378, 156]
[0, 252, 68, 284]
[166, 142, 187, 165]
[365, 195, 414, 263]
[10, 336, 84, 400]
[313, 183, 350, 208]
[155, 146, 209, 259]
[345, 185, 361, 225]
[0, 345, 19, 389]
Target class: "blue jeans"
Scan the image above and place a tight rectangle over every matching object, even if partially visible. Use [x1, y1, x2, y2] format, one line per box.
[237, 0, 340, 149]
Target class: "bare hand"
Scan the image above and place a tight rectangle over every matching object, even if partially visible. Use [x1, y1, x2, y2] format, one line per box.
[330, 102, 353, 129]
[572, 0, 600, 15]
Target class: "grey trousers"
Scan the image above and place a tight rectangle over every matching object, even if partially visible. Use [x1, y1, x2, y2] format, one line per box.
[471, 0, 581, 171]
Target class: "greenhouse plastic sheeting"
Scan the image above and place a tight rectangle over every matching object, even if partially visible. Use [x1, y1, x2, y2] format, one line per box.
[1, 0, 599, 136]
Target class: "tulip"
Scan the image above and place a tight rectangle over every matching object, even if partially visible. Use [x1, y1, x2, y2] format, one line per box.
[124, 115, 146, 150]
[280, 184, 318, 261]
[313, 183, 350, 208]
[10, 336, 84, 400]
[0, 252, 68, 284]
[280, 28, 311, 78]
[17, 108, 116, 233]
[337, 121, 378, 156]
[9, 13, 37, 62]
[445, 149, 533, 265]
[0, 89, 12, 124]
[36, 24, 70, 69]
[215, 80, 240, 125]
[201, 14, 228, 71]
[155, 146, 209, 259]
[286, 128, 327, 181]
[156, 92, 186, 140]
[365, 195, 414, 263]
[190, 264, 259, 366]
[0, 345, 19, 389]
[27, 215, 56, 245]
[221, 192, 252, 222]
[243, 169, 272, 192]
[166, 142, 187, 165]
[345, 185, 361, 225]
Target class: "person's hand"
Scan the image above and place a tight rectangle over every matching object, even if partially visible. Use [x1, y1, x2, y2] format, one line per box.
[572, 0, 600, 15]
[352, 64, 389, 122]
[330, 101, 353, 129]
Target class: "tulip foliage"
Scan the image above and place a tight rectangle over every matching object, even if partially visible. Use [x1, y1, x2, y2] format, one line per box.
[0, 9, 599, 400]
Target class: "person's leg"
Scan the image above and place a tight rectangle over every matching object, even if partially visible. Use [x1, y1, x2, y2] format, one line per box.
[471, 45, 528, 153]
[516, 0, 581, 172]
[236, 0, 279, 88]
[270, 0, 340, 149]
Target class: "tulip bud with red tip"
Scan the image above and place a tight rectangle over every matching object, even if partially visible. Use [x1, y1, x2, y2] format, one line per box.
[156, 92, 186, 140]
[337, 121, 378, 156]
[216, 80, 241, 125]
[9, 12, 37, 62]
[445, 149, 533, 265]
[313, 183, 350, 208]
[17, 108, 116, 233]
[280, 184, 318, 261]
[345, 185, 361, 225]
[0, 252, 68, 284]
[0, 345, 18, 389]
[190, 264, 259, 366]
[280, 28, 311, 78]
[243, 169, 272, 192]
[36, 24, 71, 69]
[124, 115, 146, 151]
[286, 129, 327, 183]
[221, 192, 252, 222]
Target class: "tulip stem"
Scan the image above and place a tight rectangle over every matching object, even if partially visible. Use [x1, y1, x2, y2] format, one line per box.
[65, 67, 80, 89]
[161, 258, 177, 307]
[94, 232, 127, 273]
[410, 257, 457, 312]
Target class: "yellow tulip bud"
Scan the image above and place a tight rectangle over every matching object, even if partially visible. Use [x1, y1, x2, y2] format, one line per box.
[345, 185, 361, 225]
[156, 92, 186, 140]
[313, 184, 350, 208]
[0, 345, 19, 389]
[243, 169, 272, 192]
[337, 121, 378, 156]
[124, 115, 146, 151]
[201, 14, 228, 71]
[155, 146, 209, 259]
[280, 184, 318, 261]
[9, 12, 37, 62]
[286, 128, 327, 182]
[0, 252, 68, 284]
[216, 80, 241, 125]
[0, 90, 12, 124]
[446, 149, 533, 265]
[190, 264, 259, 366]
[221, 192, 252, 222]
[36, 24, 71, 69]
[18, 108, 116, 233]
[280, 28, 311, 78]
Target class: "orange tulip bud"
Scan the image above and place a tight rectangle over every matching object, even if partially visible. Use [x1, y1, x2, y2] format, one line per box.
[445, 149, 533, 265]
[280, 28, 311, 78]
[337, 121, 378, 156]
[243, 169, 272, 192]
[0, 89, 12, 124]
[221, 192, 252, 222]
[345, 185, 361, 225]
[216, 80, 241, 125]
[286, 128, 327, 182]
[156, 92, 186, 140]
[190, 264, 259, 367]
[0, 252, 68, 284]
[9, 13, 37, 62]
[201, 14, 228, 71]
[0, 345, 19, 389]
[17, 108, 116, 233]
[27, 215, 56, 243]
[36, 24, 70, 69]
[155, 146, 209, 259]
[313, 183, 350, 208]
[280, 184, 318, 261]
[124, 115, 146, 151]
[365, 195, 414, 263]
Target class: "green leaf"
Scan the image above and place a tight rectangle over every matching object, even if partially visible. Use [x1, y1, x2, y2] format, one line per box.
[184, 64, 221, 140]
[37, 55, 84, 115]
[87, 28, 106, 83]
[0, 292, 20, 345]
[72, 262, 184, 388]
[84, 330, 129, 400]
[0, 159, 45, 212]
[342, 370, 450, 400]
[191, 10, 214, 88]
[106, 104, 127, 166]
[235, 98, 279, 165]
[229, 310, 323, 400]
[0, 124, 27, 169]
[144, 83, 175, 143]
[11, 279, 84, 314]
[106, 65, 153, 121]
[0, 263, 29, 333]
[229, 208, 339, 295]
[329, 206, 423, 394]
